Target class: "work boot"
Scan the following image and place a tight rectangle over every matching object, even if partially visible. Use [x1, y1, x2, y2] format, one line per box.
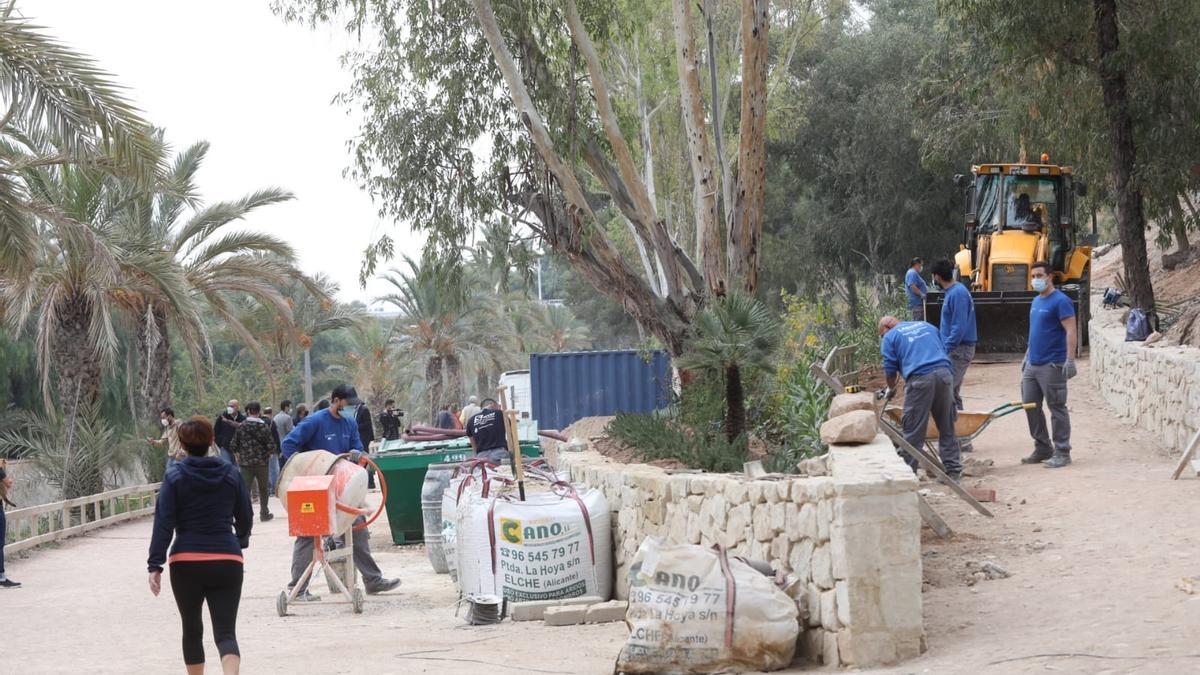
[365, 578, 401, 595]
[260, 512, 274, 523]
[1043, 453, 1072, 469]
[939, 471, 962, 485]
[0, 578, 21, 589]
[1021, 450, 1053, 464]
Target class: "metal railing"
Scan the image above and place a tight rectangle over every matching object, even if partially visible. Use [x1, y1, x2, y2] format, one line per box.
[4, 483, 162, 555]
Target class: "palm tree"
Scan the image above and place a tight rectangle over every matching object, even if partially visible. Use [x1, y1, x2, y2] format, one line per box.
[0, 11, 161, 274]
[677, 293, 782, 442]
[325, 318, 416, 414]
[113, 141, 298, 422]
[379, 256, 508, 420]
[541, 304, 591, 352]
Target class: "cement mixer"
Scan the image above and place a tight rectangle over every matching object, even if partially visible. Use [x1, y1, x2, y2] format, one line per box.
[274, 451, 387, 615]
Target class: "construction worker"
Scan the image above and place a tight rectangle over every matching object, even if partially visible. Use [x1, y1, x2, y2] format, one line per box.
[905, 257, 928, 321]
[931, 259, 977, 450]
[1021, 261, 1077, 469]
[879, 316, 962, 482]
[281, 384, 400, 599]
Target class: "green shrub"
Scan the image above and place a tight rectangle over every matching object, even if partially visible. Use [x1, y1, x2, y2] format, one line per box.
[607, 413, 748, 474]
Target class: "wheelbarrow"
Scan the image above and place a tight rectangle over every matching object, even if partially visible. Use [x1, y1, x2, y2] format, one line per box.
[881, 401, 1036, 462]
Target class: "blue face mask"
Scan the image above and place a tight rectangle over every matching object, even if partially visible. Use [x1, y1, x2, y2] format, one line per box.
[1031, 277, 1048, 293]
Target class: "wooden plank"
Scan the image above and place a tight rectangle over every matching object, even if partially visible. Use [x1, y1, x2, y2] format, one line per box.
[917, 495, 953, 539]
[881, 423, 994, 518]
[1170, 428, 1200, 480]
[809, 362, 843, 393]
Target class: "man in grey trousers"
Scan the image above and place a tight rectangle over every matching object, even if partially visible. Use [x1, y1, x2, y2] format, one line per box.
[1021, 262, 1078, 469]
[931, 259, 977, 450]
[879, 316, 963, 482]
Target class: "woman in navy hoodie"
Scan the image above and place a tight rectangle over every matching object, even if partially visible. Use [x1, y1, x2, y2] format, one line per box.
[148, 416, 252, 675]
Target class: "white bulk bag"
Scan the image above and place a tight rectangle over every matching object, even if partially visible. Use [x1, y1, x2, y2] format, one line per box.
[455, 485, 612, 602]
[617, 539, 799, 674]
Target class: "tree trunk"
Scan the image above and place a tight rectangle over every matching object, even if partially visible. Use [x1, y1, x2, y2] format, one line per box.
[445, 353, 464, 410]
[52, 294, 103, 425]
[703, 0, 730, 226]
[1171, 199, 1190, 252]
[475, 368, 489, 400]
[724, 362, 745, 442]
[672, 0, 726, 296]
[426, 355, 444, 422]
[136, 304, 172, 426]
[1093, 0, 1155, 316]
[727, 0, 769, 295]
[303, 348, 313, 405]
[844, 259, 860, 329]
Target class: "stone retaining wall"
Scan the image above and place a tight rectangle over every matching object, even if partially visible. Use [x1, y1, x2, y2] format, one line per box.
[557, 435, 923, 668]
[1090, 297, 1200, 454]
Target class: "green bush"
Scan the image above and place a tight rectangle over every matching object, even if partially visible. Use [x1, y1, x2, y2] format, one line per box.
[607, 413, 748, 474]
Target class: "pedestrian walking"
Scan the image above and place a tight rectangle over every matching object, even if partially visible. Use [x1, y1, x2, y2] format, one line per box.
[214, 400, 245, 465]
[281, 385, 400, 600]
[434, 403, 455, 430]
[229, 402, 276, 522]
[270, 401, 295, 492]
[148, 407, 185, 475]
[905, 257, 928, 321]
[879, 316, 962, 482]
[0, 461, 18, 588]
[1020, 261, 1078, 469]
[147, 416, 252, 674]
[294, 404, 310, 424]
[931, 259, 977, 450]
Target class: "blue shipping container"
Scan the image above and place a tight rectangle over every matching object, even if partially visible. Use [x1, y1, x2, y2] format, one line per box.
[530, 350, 672, 431]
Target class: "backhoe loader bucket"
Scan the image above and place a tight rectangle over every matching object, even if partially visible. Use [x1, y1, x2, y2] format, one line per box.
[924, 286, 1083, 355]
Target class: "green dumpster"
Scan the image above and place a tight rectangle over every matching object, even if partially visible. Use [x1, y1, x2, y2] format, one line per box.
[374, 427, 543, 546]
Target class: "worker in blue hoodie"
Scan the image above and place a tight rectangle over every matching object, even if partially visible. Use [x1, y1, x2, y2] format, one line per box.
[281, 384, 400, 600]
[879, 316, 963, 482]
[147, 416, 252, 673]
[931, 259, 978, 450]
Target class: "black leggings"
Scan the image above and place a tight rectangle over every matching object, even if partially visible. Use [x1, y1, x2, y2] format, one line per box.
[169, 560, 243, 665]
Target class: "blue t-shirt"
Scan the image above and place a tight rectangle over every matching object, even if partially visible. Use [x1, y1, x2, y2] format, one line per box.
[1028, 290, 1075, 365]
[904, 268, 927, 308]
[881, 321, 952, 380]
[939, 282, 977, 348]
[280, 408, 363, 461]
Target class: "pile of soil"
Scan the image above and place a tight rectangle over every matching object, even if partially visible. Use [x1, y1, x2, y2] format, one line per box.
[561, 415, 688, 470]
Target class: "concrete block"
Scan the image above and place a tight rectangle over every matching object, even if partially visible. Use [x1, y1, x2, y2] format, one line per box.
[513, 595, 604, 622]
[544, 605, 588, 626]
[584, 600, 629, 624]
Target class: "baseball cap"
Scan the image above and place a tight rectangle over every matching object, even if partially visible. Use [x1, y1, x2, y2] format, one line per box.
[331, 384, 362, 405]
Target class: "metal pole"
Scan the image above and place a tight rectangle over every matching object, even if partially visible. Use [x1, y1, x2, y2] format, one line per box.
[303, 348, 314, 406]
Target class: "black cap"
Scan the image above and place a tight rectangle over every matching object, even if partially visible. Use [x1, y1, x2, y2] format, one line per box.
[331, 384, 362, 405]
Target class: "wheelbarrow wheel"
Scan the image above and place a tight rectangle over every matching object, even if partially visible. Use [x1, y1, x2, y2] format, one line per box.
[276, 590, 289, 617]
[351, 588, 365, 614]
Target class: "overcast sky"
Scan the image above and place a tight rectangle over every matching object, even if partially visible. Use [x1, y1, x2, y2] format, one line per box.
[24, 0, 417, 306]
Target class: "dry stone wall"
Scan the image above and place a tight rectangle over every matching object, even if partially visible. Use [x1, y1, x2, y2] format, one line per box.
[557, 434, 923, 668]
[1090, 297, 1200, 453]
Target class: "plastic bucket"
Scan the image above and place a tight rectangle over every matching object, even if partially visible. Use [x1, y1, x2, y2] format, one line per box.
[421, 463, 459, 573]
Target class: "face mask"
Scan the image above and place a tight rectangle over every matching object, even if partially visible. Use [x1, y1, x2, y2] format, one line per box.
[226, 406, 235, 415]
[1031, 278, 1048, 293]
[161, 418, 169, 427]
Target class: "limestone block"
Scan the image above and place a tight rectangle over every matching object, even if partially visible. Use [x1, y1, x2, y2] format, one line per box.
[747, 481, 766, 504]
[512, 595, 604, 622]
[820, 589, 840, 631]
[687, 495, 703, 513]
[769, 501, 786, 533]
[644, 498, 666, 525]
[686, 512, 701, 544]
[805, 584, 822, 628]
[707, 494, 727, 529]
[621, 485, 640, 509]
[753, 505, 774, 542]
[802, 626, 824, 662]
[799, 503, 818, 540]
[836, 581, 850, 627]
[817, 499, 832, 542]
[789, 539, 814, 580]
[689, 475, 713, 495]
[829, 391, 876, 417]
[726, 502, 752, 535]
[764, 481, 781, 503]
[716, 525, 741, 550]
[820, 409, 878, 444]
[544, 605, 588, 626]
[823, 630, 842, 667]
[813, 544, 834, 589]
[749, 537, 771, 561]
[584, 600, 629, 624]
[770, 535, 791, 565]
[668, 475, 690, 501]
[783, 502, 800, 536]
[724, 479, 748, 503]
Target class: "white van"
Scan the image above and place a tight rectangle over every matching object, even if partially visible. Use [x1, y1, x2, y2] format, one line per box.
[497, 370, 532, 420]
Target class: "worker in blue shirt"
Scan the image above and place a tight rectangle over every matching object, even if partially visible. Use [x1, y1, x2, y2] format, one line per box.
[1020, 262, 1078, 469]
[931, 259, 978, 451]
[281, 384, 400, 600]
[880, 316, 963, 481]
[904, 257, 928, 321]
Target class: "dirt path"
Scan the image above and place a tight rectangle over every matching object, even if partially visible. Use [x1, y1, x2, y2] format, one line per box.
[7, 359, 1200, 674]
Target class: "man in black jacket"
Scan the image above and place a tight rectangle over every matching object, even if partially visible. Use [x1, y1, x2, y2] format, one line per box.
[379, 400, 402, 441]
[214, 399, 245, 465]
[229, 401, 277, 522]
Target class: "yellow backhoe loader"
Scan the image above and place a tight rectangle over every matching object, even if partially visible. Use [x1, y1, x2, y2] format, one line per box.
[926, 154, 1094, 353]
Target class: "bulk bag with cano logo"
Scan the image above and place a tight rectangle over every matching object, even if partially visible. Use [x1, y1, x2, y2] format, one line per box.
[617, 538, 799, 674]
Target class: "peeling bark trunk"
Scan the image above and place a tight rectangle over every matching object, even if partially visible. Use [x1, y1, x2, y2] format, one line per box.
[1093, 0, 1155, 316]
[703, 0, 730, 225]
[844, 259, 860, 329]
[136, 303, 172, 426]
[425, 355, 443, 421]
[673, 0, 726, 296]
[727, 0, 769, 295]
[724, 362, 745, 442]
[445, 353, 463, 410]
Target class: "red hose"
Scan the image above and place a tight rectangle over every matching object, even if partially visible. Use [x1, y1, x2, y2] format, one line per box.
[402, 432, 457, 441]
[410, 425, 467, 437]
[538, 430, 568, 442]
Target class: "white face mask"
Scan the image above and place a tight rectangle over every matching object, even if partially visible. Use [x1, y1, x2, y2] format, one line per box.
[226, 406, 235, 416]
[1031, 278, 1048, 293]
[161, 418, 170, 427]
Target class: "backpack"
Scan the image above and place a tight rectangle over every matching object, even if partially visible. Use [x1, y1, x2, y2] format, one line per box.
[1125, 308, 1151, 342]
[1102, 287, 1123, 308]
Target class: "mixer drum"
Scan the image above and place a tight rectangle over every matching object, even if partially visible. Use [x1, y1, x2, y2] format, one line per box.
[277, 451, 369, 535]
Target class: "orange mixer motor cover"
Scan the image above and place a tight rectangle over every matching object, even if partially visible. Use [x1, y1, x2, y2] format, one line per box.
[287, 474, 337, 537]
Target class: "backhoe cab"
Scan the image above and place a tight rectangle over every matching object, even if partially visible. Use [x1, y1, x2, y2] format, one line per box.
[926, 155, 1093, 353]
